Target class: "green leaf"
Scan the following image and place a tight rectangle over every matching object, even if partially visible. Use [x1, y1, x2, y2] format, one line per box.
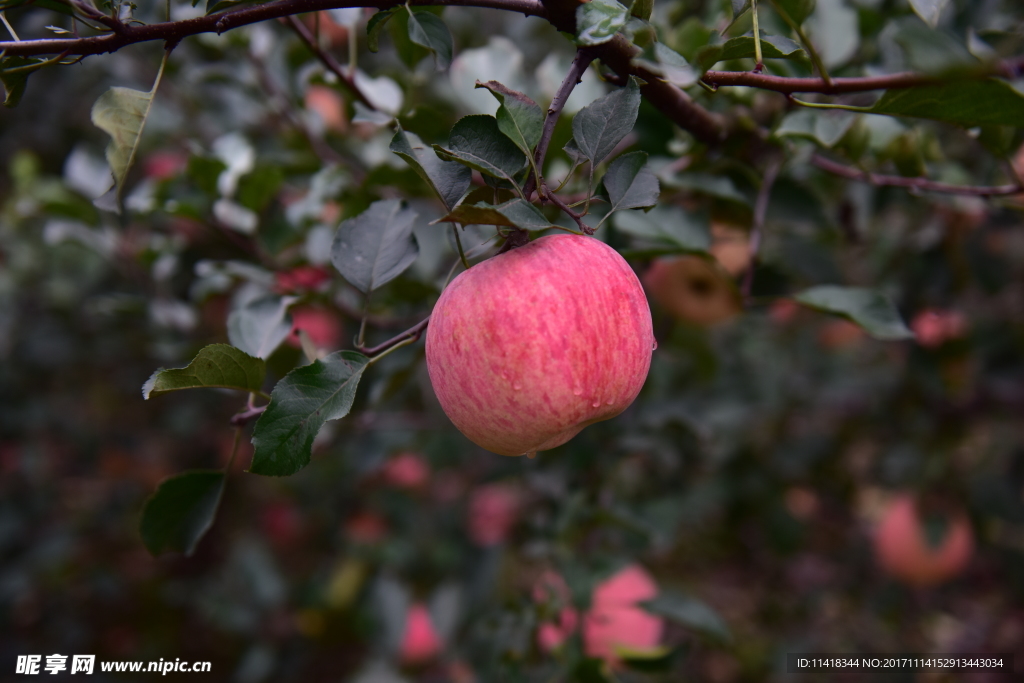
[476, 81, 544, 157]
[773, 0, 816, 25]
[731, 0, 751, 18]
[576, 0, 629, 46]
[227, 294, 296, 359]
[406, 10, 453, 70]
[633, 43, 698, 88]
[866, 80, 1024, 128]
[143, 344, 266, 399]
[331, 199, 419, 294]
[601, 151, 660, 212]
[613, 204, 711, 253]
[908, 0, 949, 28]
[632, 0, 654, 21]
[793, 285, 914, 340]
[642, 591, 732, 642]
[250, 351, 369, 476]
[775, 109, 855, 148]
[571, 76, 641, 168]
[140, 471, 226, 556]
[700, 33, 805, 70]
[237, 166, 284, 213]
[433, 115, 527, 183]
[389, 126, 471, 211]
[90, 53, 168, 202]
[367, 7, 400, 52]
[0, 56, 36, 108]
[437, 199, 558, 231]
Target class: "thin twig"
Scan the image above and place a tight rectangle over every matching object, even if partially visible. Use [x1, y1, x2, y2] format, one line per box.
[355, 316, 430, 356]
[230, 404, 267, 426]
[541, 180, 591, 234]
[742, 157, 782, 300]
[811, 154, 1024, 197]
[703, 54, 1024, 95]
[524, 47, 594, 199]
[282, 14, 374, 110]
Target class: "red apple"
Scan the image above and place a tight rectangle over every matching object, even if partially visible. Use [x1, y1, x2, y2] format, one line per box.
[467, 482, 520, 546]
[425, 235, 654, 456]
[583, 564, 664, 667]
[643, 256, 741, 326]
[381, 452, 430, 489]
[399, 603, 442, 664]
[305, 85, 347, 134]
[286, 306, 343, 351]
[873, 494, 973, 587]
[911, 309, 967, 348]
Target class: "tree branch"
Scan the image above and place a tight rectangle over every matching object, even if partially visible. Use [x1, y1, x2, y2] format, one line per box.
[742, 157, 781, 300]
[355, 316, 430, 356]
[524, 46, 594, 199]
[281, 14, 375, 110]
[810, 154, 1024, 197]
[703, 55, 1024, 95]
[0, 0, 548, 57]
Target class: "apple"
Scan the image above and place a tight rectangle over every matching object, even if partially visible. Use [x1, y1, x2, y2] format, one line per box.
[275, 265, 332, 293]
[286, 306, 343, 351]
[304, 85, 347, 134]
[643, 256, 742, 326]
[467, 482, 520, 546]
[710, 221, 751, 276]
[425, 234, 654, 457]
[583, 564, 664, 666]
[873, 494, 973, 587]
[911, 309, 967, 348]
[399, 603, 442, 664]
[381, 452, 430, 489]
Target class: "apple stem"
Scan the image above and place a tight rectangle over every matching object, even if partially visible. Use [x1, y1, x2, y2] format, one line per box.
[356, 316, 431, 357]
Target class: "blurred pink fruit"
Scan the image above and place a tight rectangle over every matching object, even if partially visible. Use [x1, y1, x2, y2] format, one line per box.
[911, 309, 967, 348]
[381, 452, 430, 489]
[467, 483, 520, 546]
[286, 306, 343, 350]
[345, 512, 388, 545]
[275, 265, 332, 293]
[874, 494, 973, 587]
[143, 151, 186, 180]
[399, 603, 442, 665]
[583, 565, 664, 667]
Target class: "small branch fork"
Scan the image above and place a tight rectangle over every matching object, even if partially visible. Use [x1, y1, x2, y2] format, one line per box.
[810, 154, 1024, 197]
[354, 316, 430, 356]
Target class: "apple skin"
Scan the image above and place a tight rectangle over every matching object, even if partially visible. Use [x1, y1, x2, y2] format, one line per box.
[425, 234, 654, 457]
[399, 603, 442, 664]
[583, 564, 664, 667]
[873, 495, 973, 587]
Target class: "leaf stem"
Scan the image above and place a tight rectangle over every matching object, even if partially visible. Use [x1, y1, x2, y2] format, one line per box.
[356, 316, 430, 357]
[452, 224, 471, 269]
[751, 0, 763, 72]
[769, 0, 831, 86]
[282, 14, 376, 110]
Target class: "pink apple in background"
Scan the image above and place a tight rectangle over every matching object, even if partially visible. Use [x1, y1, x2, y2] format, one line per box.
[399, 603, 442, 665]
[275, 265, 332, 293]
[426, 235, 654, 457]
[643, 256, 741, 326]
[583, 564, 664, 667]
[304, 85, 347, 133]
[467, 482, 520, 547]
[381, 452, 430, 489]
[286, 306, 343, 351]
[143, 151, 186, 181]
[345, 512, 388, 545]
[533, 571, 578, 652]
[911, 309, 967, 348]
[873, 494, 973, 587]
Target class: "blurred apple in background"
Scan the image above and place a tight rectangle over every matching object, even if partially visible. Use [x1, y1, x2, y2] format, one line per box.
[304, 85, 347, 134]
[644, 256, 742, 326]
[709, 221, 751, 276]
[911, 309, 967, 348]
[381, 452, 430, 490]
[467, 482, 520, 547]
[286, 305, 343, 351]
[426, 235, 653, 457]
[874, 494, 973, 587]
[399, 603, 442, 665]
[533, 570, 578, 652]
[583, 564, 664, 666]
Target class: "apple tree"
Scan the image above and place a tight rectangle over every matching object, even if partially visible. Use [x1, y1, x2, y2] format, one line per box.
[2, 0, 1023, 679]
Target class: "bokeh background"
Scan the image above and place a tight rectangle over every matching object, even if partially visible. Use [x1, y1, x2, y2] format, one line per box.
[2, 0, 1023, 680]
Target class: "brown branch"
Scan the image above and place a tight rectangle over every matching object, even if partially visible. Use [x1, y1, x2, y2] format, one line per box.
[811, 154, 1024, 197]
[540, 180, 592, 234]
[0, 0, 548, 57]
[281, 14, 375, 110]
[355, 316, 430, 356]
[524, 46, 595, 200]
[742, 157, 782, 300]
[703, 55, 1024, 95]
